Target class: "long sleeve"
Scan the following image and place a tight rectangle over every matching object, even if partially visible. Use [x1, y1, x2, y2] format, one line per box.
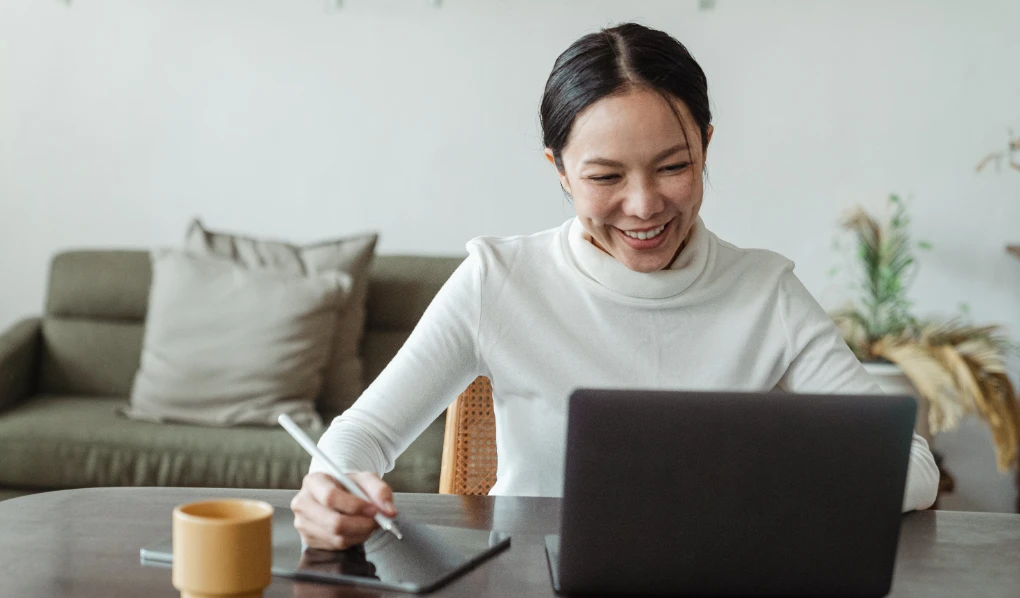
[775, 270, 939, 512]
[311, 248, 487, 477]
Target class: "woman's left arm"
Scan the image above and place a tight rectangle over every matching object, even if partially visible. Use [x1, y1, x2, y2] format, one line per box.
[774, 270, 939, 512]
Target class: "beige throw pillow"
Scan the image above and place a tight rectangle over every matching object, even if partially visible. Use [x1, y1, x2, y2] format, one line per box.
[123, 250, 351, 427]
[184, 220, 377, 416]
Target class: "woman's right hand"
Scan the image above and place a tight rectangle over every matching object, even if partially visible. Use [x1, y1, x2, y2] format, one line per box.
[291, 471, 398, 550]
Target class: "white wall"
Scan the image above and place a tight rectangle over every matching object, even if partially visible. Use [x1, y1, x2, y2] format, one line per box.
[2, 0, 1019, 511]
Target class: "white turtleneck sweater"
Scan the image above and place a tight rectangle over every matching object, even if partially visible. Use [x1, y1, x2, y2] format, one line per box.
[313, 218, 939, 512]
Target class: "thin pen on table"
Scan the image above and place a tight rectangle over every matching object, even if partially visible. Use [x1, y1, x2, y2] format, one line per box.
[277, 413, 404, 541]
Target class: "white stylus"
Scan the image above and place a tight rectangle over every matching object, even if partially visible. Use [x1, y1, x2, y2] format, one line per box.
[278, 414, 404, 541]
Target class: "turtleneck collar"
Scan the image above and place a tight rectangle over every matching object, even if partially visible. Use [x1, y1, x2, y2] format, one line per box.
[565, 216, 713, 300]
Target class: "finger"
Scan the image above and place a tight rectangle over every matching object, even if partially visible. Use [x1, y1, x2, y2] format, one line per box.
[350, 472, 397, 517]
[290, 481, 329, 514]
[293, 501, 376, 549]
[296, 514, 377, 550]
[294, 513, 340, 550]
[298, 489, 378, 539]
[334, 513, 378, 539]
[305, 473, 376, 516]
[294, 493, 344, 535]
[295, 516, 359, 551]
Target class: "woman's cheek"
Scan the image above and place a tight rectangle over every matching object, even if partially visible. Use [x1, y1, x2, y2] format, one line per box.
[664, 174, 698, 205]
[576, 185, 617, 219]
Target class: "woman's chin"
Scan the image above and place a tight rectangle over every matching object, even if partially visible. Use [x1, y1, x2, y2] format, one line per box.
[616, 249, 676, 273]
[612, 235, 684, 272]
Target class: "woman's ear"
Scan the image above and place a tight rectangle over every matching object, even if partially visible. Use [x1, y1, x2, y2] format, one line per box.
[702, 124, 714, 164]
[544, 148, 573, 197]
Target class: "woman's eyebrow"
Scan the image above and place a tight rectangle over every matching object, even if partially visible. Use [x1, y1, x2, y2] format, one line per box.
[582, 157, 626, 167]
[582, 143, 689, 168]
[652, 143, 689, 161]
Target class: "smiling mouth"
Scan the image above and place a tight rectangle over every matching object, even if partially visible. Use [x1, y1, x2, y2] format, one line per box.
[616, 218, 673, 241]
[620, 223, 668, 241]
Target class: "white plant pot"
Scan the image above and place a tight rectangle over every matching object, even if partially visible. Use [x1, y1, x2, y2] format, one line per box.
[862, 362, 932, 442]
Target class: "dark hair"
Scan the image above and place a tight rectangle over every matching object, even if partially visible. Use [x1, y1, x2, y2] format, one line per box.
[540, 23, 712, 172]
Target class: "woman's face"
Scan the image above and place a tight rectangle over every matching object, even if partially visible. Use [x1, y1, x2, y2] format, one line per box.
[547, 87, 713, 273]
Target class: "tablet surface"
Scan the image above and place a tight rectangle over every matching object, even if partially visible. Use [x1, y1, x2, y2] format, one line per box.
[141, 507, 510, 593]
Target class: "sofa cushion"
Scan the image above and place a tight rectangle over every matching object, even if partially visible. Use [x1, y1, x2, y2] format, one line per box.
[0, 396, 317, 490]
[37, 252, 466, 398]
[0, 489, 36, 501]
[367, 256, 464, 331]
[124, 250, 349, 428]
[39, 251, 151, 397]
[186, 220, 377, 415]
[46, 251, 152, 321]
[0, 318, 41, 411]
[362, 330, 412, 387]
[39, 318, 145, 396]
[0, 395, 445, 493]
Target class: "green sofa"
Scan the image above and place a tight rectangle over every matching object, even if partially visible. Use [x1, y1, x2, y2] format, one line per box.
[0, 250, 463, 501]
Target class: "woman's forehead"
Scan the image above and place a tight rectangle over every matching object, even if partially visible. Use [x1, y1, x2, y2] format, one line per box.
[564, 88, 699, 162]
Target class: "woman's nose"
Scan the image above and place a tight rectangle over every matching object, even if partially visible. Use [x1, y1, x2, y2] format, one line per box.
[623, 178, 665, 220]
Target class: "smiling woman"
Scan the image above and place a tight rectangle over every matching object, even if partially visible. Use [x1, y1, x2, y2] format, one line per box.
[548, 89, 711, 272]
[541, 23, 713, 273]
[292, 22, 941, 552]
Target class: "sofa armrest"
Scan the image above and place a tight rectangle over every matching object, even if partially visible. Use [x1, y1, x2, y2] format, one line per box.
[0, 317, 42, 412]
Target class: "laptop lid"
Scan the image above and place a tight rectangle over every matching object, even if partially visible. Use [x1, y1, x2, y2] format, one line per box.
[553, 389, 916, 597]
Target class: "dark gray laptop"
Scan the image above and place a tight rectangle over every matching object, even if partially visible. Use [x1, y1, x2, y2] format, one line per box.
[545, 389, 917, 597]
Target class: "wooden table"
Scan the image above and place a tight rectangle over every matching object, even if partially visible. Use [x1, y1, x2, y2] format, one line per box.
[1, 487, 1019, 597]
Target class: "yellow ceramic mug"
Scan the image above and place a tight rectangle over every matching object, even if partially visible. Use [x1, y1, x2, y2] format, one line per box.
[172, 499, 274, 598]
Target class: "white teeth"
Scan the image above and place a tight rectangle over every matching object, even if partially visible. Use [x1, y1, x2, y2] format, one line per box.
[623, 224, 666, 240]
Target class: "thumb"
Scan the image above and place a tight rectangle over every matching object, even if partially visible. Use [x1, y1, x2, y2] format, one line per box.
[351, 472, 397, 517]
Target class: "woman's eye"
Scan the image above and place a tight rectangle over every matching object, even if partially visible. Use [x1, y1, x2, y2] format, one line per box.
[588, 174, 620, 182]
[661, 163, 690, 173]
